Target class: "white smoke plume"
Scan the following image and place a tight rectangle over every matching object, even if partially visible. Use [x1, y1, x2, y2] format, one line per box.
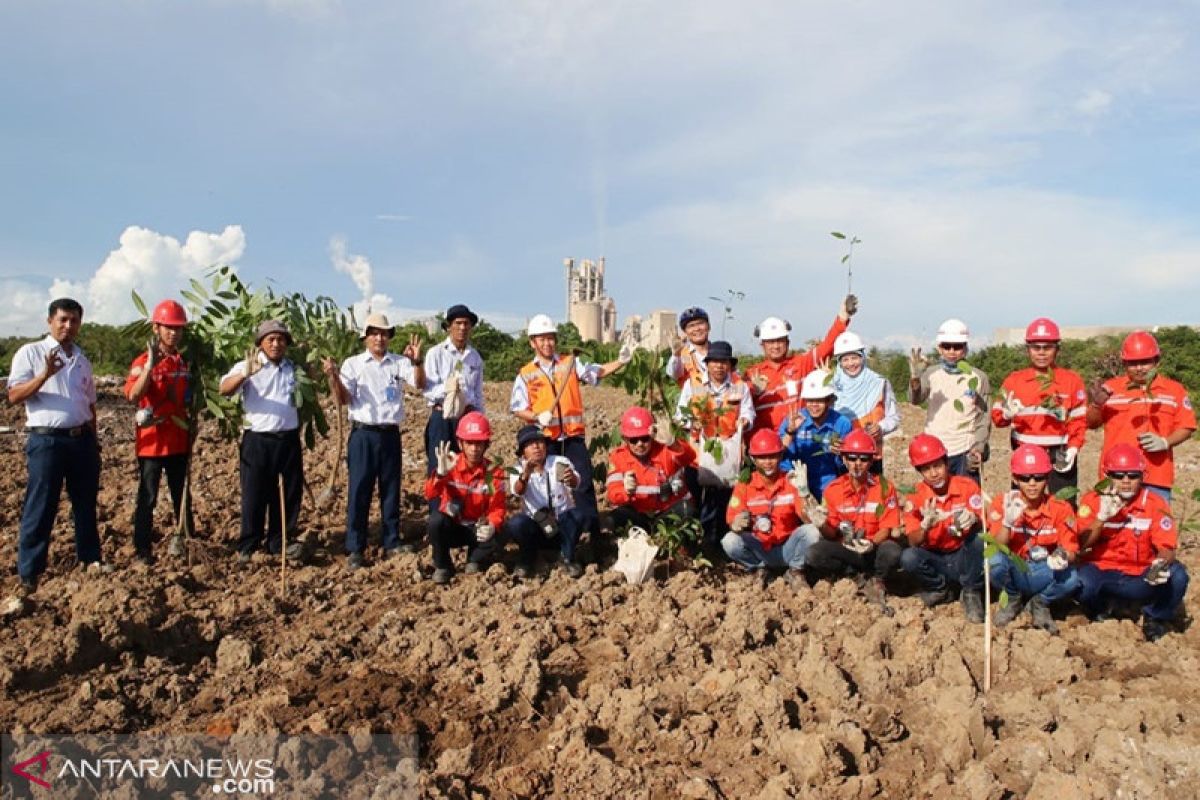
[329, 236, 375, 305]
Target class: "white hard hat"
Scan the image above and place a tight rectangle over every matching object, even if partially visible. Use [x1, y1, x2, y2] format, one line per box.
[833, 331, 865, 357]
[755, 316, 791, 341]
[801, 369, 836, 399]
[527, 314, 556, 337]
[935, 318, 970, 345]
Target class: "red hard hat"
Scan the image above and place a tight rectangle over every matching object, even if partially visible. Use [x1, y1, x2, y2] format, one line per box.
[1024, 317, 1060, 343]
[841, 428, 877, 456]
[1102, 443, 1147, 473]
[748, 428, 784, 456]
[1010, 444, 1051, 476]
[456, 411, 492, 442]
[621, 406, 654, 438]
[1120, 331, 1160, 361]
[151, 300, 188, 326]
[908, 433, 948, 467]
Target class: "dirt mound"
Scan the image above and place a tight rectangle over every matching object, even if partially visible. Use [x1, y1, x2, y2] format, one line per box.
[1, 383, 1198, 797]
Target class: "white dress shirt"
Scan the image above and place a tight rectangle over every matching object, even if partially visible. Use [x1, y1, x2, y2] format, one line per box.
[339, 350, 419, 425]
[9, 336, 96, 428]
[423, 339, 484, 411]
[509, 455, 577, 515]
[221, 354, 299, 433]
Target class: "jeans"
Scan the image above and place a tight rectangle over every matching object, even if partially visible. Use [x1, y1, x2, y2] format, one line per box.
[345, 427, 402, 554]
[239, 430, 304, 555]
[806, 538, 904, 580]
[685, 464, 732, 547]
[133, 453, 193, 553]
[900, 534, 984, 592]
[1144, 485, 1171, 505]
[1077, 562, 1189, 621]
[17, 430, 101, 581]
[424, 407, 460, 512]
[504, 509, 585, 566]
[721, 525, 820, 570]
[987, 554, 1080, 602]
[946, 451, 981, 486]
[427, 509, 499, 572]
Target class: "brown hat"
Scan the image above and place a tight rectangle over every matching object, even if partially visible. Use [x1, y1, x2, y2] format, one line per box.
[254, 319, 293, 346]
[360, 312, 395, 338]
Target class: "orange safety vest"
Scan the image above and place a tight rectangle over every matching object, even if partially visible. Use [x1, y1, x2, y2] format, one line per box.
[519, 359, 586, 439]
[676, 344, 707, 389]
[685, 377, 748, 439]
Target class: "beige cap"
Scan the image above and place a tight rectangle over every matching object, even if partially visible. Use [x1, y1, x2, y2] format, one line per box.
[361, 312, 395, 337]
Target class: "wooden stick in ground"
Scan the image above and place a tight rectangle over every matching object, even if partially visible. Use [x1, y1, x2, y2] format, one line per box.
[176, 473, 192, 567]
[983, 557, 993, 694]
[279, 475, 288, 595]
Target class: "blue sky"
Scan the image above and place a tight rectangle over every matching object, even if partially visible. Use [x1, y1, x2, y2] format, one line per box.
[2, 1, 1199, 352]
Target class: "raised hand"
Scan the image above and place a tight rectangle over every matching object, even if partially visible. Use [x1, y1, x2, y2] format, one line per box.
[403, 333, 423, 361]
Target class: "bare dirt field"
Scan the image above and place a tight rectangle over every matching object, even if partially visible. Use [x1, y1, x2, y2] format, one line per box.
[2, 382, 1198, 798]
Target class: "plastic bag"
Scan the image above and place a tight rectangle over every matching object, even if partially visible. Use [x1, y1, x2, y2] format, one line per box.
[697, 428, 743, 488]
[613, 526, 659, 585]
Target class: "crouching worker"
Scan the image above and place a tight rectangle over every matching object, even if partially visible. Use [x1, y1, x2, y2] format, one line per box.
[804, 429, 903, 614]
[722, 429, 819, 572]
[986, 445, 1081, 634]
[506, 424, 587, 579]
[1077, 444, 1189, 641]
[900, 434, 986, 622]
[606, 406, 697, 533]
[425, 412, 507, 585]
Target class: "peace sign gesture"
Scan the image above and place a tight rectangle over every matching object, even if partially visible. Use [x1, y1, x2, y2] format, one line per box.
[402, 333, 423, 361]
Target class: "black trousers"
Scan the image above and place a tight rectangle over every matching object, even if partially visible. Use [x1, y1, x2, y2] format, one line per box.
[133, 453, 193, 553]
[805, 538, 904, 580]
[427, 509, 499, 571]
[239, 430, 304, 555]
[550, 436, 599, 535]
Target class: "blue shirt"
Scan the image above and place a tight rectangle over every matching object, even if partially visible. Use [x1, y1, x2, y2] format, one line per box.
[779, 408, 854, 500]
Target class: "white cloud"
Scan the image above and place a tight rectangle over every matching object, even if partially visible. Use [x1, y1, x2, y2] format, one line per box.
[374, 213, 412, 222]
[329, 236, 374, 303]
[1075, 89, 1114, 117]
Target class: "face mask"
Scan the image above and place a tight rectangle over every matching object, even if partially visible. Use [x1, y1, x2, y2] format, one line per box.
[1118, 489, 1138, 501]
[927, 478, 946, 490]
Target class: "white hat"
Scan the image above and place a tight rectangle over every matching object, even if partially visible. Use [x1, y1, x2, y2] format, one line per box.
[755, 316, 791, 341]
[527, 314, 556, 337]
[801, 369, 836, 399]
[833, 331, 865, 357]
[935, 318, 970, 345]
[360, 312, 395, 337]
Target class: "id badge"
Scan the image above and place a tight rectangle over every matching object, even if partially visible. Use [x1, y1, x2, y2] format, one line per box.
[1028, 545, 1048, 561]
[385, 384, 399, 403]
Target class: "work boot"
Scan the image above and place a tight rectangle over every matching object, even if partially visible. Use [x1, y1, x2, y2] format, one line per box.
[564, 561, 584, 579]
[167, 535, 184, 558]
[237, 551, 252, 566]
[919, 587, 953, 609]
[347, 552, 364, 571]
[84, 562, 114, 575]
[463, 561, 485, 575]
[135, 549, 155, 566]
[285, 541, 305, 566]
[862, 577, 894, 617]
[432, 568, 452, 585]
[993, 594, 1026, 628]
[395, 541, 419, 555]
[1142, 616, 1169, 643]
[961, 590, 985, 624]
[513, 564, 534, 580]
[1028, 596, 1058, 634]
[17, 577, 37, 596]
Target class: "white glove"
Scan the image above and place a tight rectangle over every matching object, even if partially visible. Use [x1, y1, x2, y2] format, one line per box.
[623, 472, 638, 494]
[669, 474, 685, 495]
[1145, 558, 1171, 586]
[536, 410, 554, 428]
[845, 537, 873, 554]
[1054, 446, 1078, 473]
[731, 511, 752, 532]
[750, 373, 769, 394]
[435, 441, 456, 477]
[1001, 392, 1023, 421]
[1138, 432, 1170, 453]
[787, 464, 811, 498]
[618, 343, 634, 364]
[135, 407, 155, 428]
[1001, 491, 1026, 528]
[1047, 547, 1069, 571]
[475, 522, 494, 543]
[1096, 492, 1123, 522]
[952, 508, 976, 531]
[908, 347, 925, 378]
[918, 498, 946, 532]
[806, 503, 828, 528]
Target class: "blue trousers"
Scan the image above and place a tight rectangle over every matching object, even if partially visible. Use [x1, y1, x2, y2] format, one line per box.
[684, 466, 732, 547]
[551, 436, 599, 535]
[721, 525, 820, 570]
[946, 451, 981, 486]
[900, 535, 984, 592]
[1078, 562, 1189, 621]
[18, 430, 101, 580]
[345, 426, 402, 554]
[504, 509, 584, 566]
[424, 407, 460, 512]
[988, 554, 1080, 602]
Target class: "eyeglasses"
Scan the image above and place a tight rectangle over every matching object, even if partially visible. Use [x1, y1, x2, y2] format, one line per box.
[843, 454, 873, 463]
[938, 343, 967, 351]
[1106, 471, 1143, 480]
[1015, 474, 1049, 483]
[627, 436, 652, 444]
[1026, 343, 1057, 351]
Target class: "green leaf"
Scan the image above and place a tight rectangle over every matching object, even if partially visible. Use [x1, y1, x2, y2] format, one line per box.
[1094, 478, 1113, 493]
[841, 254, 850, 264]
[968, 377, 979, 392]
[830, 231, 847, 239]
[131, 290, 149, 318]
[953, 399, 965, 412]
[1053, 486, 1079, 502]
[983, 544, 998, 559]
[998, 589, 1010, 609]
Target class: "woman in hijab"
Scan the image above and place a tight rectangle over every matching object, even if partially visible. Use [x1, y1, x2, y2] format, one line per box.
[832, 332, 900, 474]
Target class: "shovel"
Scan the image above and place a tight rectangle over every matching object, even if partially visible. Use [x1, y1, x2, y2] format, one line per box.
[316, 393, 345, 511]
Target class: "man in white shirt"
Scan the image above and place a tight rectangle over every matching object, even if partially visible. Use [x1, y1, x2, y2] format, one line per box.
[8, 298, 103, 592]
[219, 319, 306, 564]
[504, 425, 586, 580]
[423, 304, 484, 508]
[323, 313, 424, 569]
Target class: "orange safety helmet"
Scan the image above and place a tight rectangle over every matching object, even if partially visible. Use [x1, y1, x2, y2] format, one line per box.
[620, 406, 654, 438]
[908, 433, 948, 467]
[1024, 317, 1060, 343]
[840, 428, 877, 456]
[1010, 444, 1051, 475]
[1102, 443, 1147, 474]
[748, 428, 784, 456]
[456, 411, 492, 442]
[1120, 330, 1160, 361]
[151, 300, 188, 326]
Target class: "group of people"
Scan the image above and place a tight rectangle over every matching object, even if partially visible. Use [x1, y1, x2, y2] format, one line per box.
[6, 295, 1194, 641]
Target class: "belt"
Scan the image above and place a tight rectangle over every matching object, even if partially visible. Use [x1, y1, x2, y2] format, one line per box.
[28, 425, 89, 437]
[352, 422, 400, 433]
[245, 429, 299, 439]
